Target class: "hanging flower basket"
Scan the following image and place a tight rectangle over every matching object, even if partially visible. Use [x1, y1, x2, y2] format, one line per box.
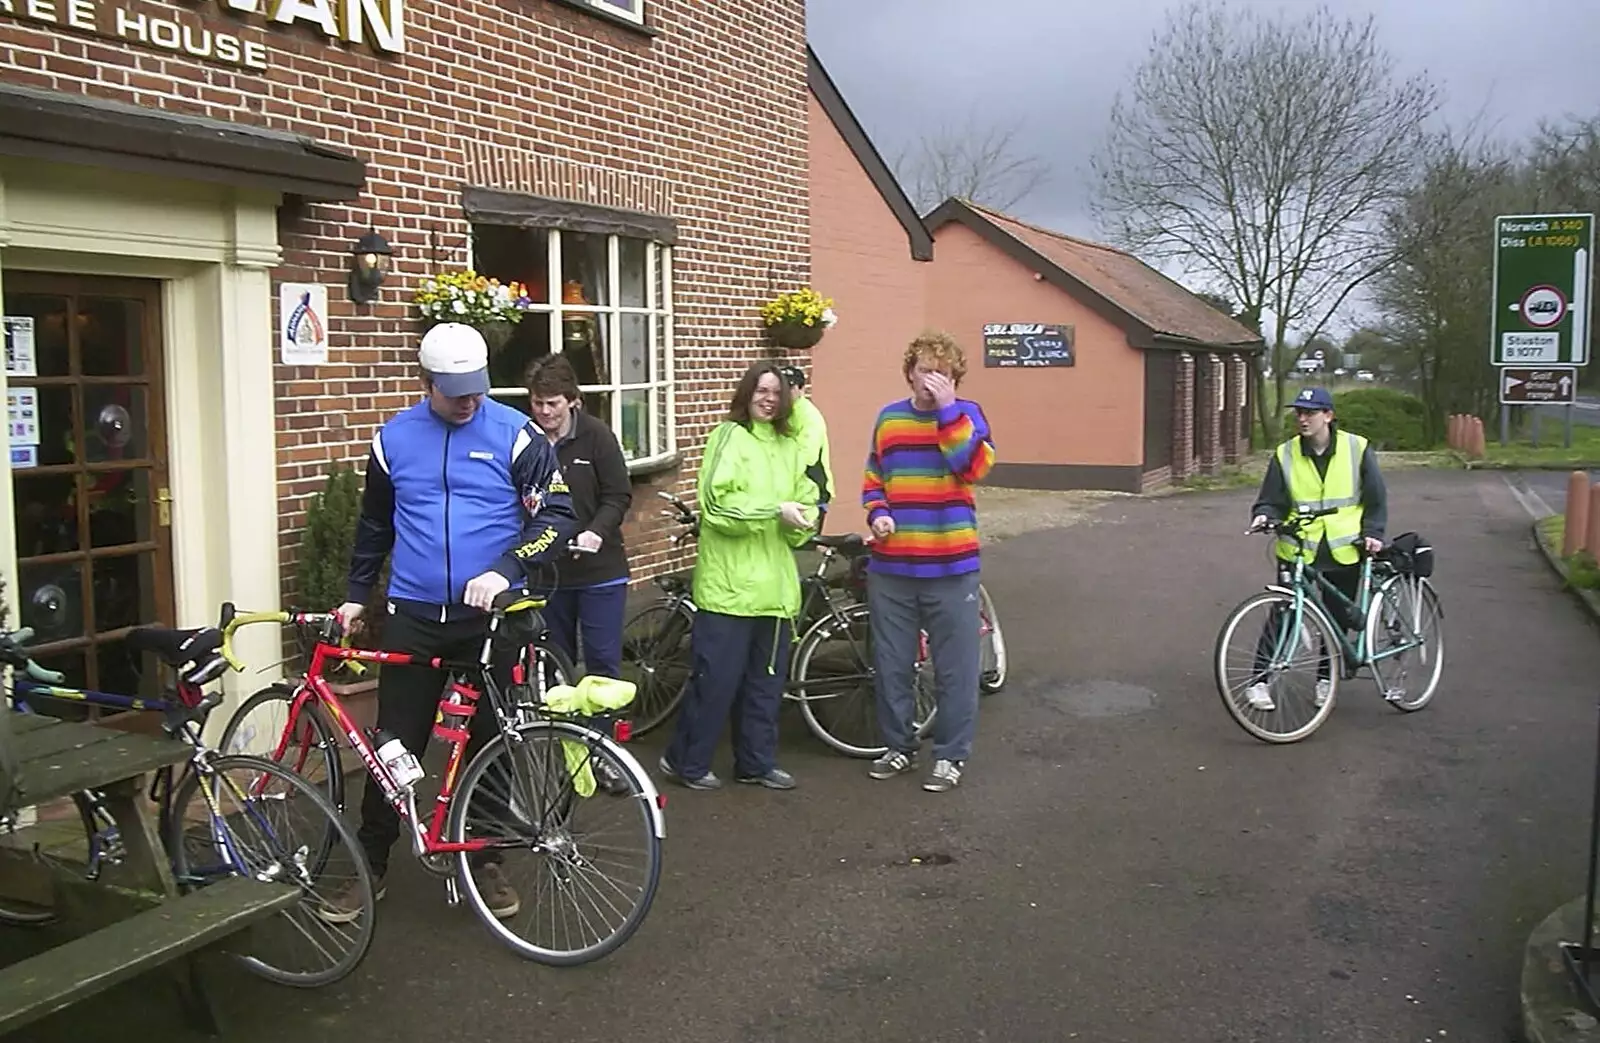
[766, 320, 827, 349]
[760, 287, 837, 350]
[477, 319, 516, 352]
[412, 270, 534, 354]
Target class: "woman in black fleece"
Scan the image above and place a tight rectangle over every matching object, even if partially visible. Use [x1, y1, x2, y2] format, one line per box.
[525, 354, 634, 680]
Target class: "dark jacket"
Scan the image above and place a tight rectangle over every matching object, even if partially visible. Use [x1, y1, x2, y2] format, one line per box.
[1251, 423, 1387, 567]
[550, 409, 633, 588]
[347, 398, 577, 623]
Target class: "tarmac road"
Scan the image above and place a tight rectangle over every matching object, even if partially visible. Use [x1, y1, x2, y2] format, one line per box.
[10, 469, 1600, 1043]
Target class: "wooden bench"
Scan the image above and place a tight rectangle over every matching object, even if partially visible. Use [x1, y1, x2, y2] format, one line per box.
[0, 875, 297, 1035]
[0, 713, 295, 1036]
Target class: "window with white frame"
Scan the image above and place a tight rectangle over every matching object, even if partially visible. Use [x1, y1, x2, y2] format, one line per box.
[583, 0, 642, 24]
[471, 224, 675, 467]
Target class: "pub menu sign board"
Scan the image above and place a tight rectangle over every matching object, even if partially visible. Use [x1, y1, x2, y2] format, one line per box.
[982, 323, 1075, 368]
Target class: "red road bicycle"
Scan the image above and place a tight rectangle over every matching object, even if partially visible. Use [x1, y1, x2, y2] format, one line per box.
[216, 593, 666, 966]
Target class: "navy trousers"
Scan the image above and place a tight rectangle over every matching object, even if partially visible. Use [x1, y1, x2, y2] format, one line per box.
[542, 582, 628, 678]
[665, 611, 791, 779]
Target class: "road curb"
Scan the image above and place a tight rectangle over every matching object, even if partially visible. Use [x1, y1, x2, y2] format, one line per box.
[1531, 520, 1600, 624]
[1522, 896, 1600, 1042]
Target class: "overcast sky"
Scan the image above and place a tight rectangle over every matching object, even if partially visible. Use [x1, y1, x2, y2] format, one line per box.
[807, 0, 1600, 241]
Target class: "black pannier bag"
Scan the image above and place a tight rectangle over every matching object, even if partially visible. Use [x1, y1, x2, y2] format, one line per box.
[1385, 531, 1434, 578]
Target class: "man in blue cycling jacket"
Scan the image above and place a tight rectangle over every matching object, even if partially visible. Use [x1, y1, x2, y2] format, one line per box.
[319, 322, 575, 923]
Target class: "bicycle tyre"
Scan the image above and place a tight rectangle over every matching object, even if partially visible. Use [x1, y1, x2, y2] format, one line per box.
[447, 721, 663, 966]
[0, 792, 100, 926]
[1213, 590, 1342, 744]
[978, 583, 1008, 694]
[1365, 575, 1444, 712]
[617, 601, 694, 736]
[215, 683, 345, 813]
[522, 635, 577, 691]
[792, 604, 936, 758]
[166, 754, 376, 988]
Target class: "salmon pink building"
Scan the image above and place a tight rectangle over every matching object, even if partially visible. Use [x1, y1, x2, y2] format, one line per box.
[806, 48, 1263, 534]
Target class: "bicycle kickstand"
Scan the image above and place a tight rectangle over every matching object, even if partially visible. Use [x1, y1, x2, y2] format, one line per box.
[444, 875, 461, 907]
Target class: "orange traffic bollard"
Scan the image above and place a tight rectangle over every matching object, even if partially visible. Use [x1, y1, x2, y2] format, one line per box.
[1448, 414, 1462, 449]
[1566, 471, 1591, 556]
[1588, 483, 1600, 563]
[1468, 416, 1487, 459]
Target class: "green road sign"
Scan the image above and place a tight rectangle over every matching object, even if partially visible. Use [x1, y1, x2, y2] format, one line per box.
[1492, 213, 1594, 366]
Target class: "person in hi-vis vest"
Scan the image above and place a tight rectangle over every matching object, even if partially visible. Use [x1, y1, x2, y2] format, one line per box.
[781, 365, 834, 522]
[1245, 385, 1388, 712]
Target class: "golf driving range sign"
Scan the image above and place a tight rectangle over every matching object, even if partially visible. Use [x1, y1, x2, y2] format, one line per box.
[1492, 213, 1594, 366]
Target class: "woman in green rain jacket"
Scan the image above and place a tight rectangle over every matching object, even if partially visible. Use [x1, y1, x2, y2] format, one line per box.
[660, 362, 818, 792]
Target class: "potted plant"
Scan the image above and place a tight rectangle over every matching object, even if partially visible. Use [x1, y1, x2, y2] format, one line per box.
[412, 269, 535, 352]
[760, 287, 837, 350]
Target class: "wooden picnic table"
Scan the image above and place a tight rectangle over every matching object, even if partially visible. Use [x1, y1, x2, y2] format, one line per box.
[0, 712, 295, 1036]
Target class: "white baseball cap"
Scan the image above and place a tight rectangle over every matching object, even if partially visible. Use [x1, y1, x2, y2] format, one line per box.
[419, 323, 490, 397]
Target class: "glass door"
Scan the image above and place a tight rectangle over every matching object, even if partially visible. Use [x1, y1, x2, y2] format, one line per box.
[5, 273, 174, 704]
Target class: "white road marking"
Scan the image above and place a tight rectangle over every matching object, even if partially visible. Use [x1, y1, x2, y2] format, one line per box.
[1503, 474, 1556, 521]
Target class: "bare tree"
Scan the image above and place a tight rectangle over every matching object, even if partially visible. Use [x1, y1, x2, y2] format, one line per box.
[893, 110, 1050, 215]
[1089, 1, 1440, 440]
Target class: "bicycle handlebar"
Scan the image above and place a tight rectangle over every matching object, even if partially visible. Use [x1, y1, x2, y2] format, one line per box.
[1247, 506, 1341, 537]
[657, 489, 699, 546]
[0, 628, 67, 685]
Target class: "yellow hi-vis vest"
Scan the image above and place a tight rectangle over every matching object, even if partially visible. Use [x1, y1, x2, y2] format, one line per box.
[1276, 429, 1369, 565]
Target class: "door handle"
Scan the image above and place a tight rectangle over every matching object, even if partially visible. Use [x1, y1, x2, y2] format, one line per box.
[156, 487, 172, 527]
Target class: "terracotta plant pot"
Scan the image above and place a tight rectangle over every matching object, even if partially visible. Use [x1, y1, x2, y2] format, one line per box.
[765, 320, 825, 350]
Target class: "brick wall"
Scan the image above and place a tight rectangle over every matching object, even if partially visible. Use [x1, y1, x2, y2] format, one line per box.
[1, 0, 810, 596]
[1197, 353, 1222, 476]
[1172, 352, 1194, 480]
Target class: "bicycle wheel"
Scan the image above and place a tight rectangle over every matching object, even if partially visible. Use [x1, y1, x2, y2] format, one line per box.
[1365, 575, 1444, 712]
[447, 721, 663, 966]
[1213, 590, 1342, 743]
[166, 754, 376, 988]
[792, 604, 936, 758]
[216, 683, 344, 812]
[617, 602, 693, 735]
[978, 583, 1008, 694]
[0, 792, 102, 926]
[514, 637, 577, 728]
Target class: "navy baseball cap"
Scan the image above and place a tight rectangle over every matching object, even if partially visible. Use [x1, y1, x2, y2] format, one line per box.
[1291, 386, 1334, 411]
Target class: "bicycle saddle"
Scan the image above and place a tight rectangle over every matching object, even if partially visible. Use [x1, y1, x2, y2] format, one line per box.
[126, 624, 224, 668]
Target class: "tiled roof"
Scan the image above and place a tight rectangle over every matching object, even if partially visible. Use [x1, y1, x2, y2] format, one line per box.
[937, 199, 1262, 349]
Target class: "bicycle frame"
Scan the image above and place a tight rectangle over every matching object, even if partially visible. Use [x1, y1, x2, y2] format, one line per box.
[7, 665, 293, 885]
[1263, 527, 1425, 677]
[267, 631, 496, 859]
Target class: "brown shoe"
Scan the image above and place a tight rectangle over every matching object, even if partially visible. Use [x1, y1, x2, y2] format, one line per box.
[477, 862, 520, 919]
[315, 874, 384, 925]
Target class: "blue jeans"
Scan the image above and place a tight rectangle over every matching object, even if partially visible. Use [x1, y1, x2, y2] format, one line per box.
[541, 582, 628, 679]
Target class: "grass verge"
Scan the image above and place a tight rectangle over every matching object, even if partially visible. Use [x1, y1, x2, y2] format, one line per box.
[1469, 424, 1600, 470]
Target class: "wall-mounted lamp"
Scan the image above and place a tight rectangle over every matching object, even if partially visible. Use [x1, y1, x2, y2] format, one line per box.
[348, 229, 393, 304]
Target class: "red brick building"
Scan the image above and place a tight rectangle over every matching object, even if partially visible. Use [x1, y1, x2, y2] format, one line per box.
[0, 0, 809, 697]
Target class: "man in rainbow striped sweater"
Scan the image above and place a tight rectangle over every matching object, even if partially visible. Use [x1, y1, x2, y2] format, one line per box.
[862, 330, 997, 792]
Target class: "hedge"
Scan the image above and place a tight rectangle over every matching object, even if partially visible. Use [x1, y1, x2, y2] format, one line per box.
[1332, 388, 1432, 451]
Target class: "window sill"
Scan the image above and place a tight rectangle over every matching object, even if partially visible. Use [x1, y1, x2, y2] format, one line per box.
[627, 450, 680, 479]
[546, 0, 659, 37]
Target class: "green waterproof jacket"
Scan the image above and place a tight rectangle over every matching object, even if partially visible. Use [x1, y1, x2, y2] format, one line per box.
[694, 418, 816, 618]
[788, 393, 834, 508]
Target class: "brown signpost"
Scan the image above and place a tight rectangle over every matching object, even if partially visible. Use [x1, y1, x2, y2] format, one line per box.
[1500, 366, 1578, 405]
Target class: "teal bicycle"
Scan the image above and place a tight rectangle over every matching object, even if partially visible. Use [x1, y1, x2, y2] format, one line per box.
[1213, 508, 1444, 744]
